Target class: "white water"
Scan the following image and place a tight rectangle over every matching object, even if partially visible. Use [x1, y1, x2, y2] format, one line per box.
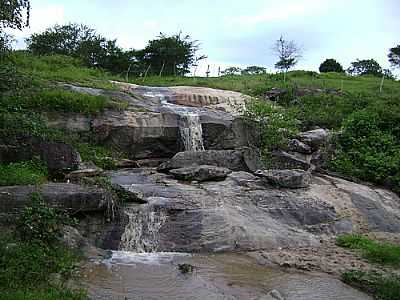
[120, 206, 167, 253]
[179, 113, 205, 151]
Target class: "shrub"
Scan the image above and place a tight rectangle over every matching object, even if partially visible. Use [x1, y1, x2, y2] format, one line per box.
[319, 59, 344, 73]
[0, 159, 48, 186]
[245, 99, 299, 155]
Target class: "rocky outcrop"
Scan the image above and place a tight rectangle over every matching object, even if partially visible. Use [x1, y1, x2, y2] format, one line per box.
[255, 169, 311, 189]
[0, 137, 81, 174]
[107, 168, 400, 253]
[157, 150, 250, 172]
[169, 165, 232, 182]
[0, 183, 112, 214]
[297, 129, 329, 151]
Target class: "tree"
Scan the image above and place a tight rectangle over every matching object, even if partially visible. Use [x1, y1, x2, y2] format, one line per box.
[221, 67, 242, 76]
[241, 66, 267, 75]
[319, 59, 344, 73]
[26, 23, 133, 74]
[136, 32, 205, 76]
[0, 0, 30, 30]
[347, 59, 382, 76]
[273, 35, 301, 81]
[388, 45, 400, 69]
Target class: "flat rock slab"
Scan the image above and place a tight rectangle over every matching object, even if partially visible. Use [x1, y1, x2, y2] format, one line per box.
[157, 150, 250, 172]
[169, 165, 232, 182]
[255, 169, 311, 189]
[0, 183, 111, 213]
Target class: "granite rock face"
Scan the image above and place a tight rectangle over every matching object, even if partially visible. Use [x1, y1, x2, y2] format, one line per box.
[255, 169, 311, 189]
[169, 165, 232, 182]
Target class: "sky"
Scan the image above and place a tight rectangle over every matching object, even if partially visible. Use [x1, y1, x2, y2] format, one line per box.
[7, 0, 400, 76]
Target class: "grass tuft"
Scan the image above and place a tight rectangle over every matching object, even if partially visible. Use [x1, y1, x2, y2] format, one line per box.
[0, 160, 48, 186]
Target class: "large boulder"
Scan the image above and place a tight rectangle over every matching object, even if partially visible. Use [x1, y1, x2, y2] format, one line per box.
[255, 169, 311, 189]
[288, 139, 312, 154]
[0, 183, 111, 214]
[270, 150, 311, 171]
[157, 150, 250, 172]
[297, 129, 329, 150]
[169, 165, 232, 182]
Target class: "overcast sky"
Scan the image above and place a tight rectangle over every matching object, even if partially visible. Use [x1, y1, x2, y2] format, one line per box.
[8, 0, 400, 76]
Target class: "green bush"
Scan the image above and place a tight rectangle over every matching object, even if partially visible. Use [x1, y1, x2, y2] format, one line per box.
[342, 270, 400, 300]
[336, 234, 400, 266]
[0, 160, 48, 186]
[245, 99, 299, 155]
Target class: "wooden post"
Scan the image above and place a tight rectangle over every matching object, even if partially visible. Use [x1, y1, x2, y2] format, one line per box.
[206, 65, 210, 77]
[218, 67, 221, 77]
[379, 74, 385, 93]
[159, 61, 165, 77]
[143, 64, 151, 82]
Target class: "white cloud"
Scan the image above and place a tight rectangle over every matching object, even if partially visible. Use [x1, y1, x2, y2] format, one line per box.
[226, 0, 329, 26]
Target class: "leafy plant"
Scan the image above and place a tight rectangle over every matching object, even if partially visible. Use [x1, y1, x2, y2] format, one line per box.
[245, 99, 299, 155]
[0, 159, 48, 186]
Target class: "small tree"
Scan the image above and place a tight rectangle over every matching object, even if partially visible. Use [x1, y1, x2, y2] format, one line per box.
[221, 67, 242, 76]
[347, 59, 382, 76]
[388, 45, 400, 69]
[241, 66, 267, 75]
[136, 32, 205, 76]
[273, 35, 301, 81]
[319, 59, 344, 73]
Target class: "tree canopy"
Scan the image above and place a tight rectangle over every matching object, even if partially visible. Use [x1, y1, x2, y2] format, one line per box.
[241, 66, 267, 75]
[388, 45, 400, 69]
[273, 36, 301, 73]
[136, 33, 205, 76]
[347, 59, 383, 76]
[319, 59, 344, 73]
[0, 0, 30, 30]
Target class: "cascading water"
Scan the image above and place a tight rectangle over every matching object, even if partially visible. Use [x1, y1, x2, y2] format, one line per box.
[179, 113, 205, 152]
[120, 205, 167, 253]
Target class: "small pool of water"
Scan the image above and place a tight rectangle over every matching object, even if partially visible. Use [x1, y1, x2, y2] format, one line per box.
[81, 252, 370, 300]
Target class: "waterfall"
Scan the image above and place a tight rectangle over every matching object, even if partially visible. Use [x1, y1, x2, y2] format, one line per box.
[179, 113, 205, 152]
[120, 205, 167, 253]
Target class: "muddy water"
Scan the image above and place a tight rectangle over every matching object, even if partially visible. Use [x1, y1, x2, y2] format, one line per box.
[81, 252, 370, 300]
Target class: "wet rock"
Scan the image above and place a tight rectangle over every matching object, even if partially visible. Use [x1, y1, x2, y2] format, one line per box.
[114, 159, 140, 168]
[288, 139, 312, 154]
[259, 289, 285, 300]
[33, 140, 81, 175]
[169, 165, 232, 182]
[0, 183, 111, 214]
[157, 150, 249, 172]
[135, 158, 169, 168]
[297, 129, 329, 150]
[270, 150, 311, 171]
[255, 169, 311, 189]
[67, 162, 103, 180]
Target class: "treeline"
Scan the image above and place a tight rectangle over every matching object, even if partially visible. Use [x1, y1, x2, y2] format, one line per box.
[24, 23, 205, 78]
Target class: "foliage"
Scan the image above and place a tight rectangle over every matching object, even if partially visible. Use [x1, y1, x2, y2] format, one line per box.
[136, 32, 205, 76]
[330, 105, 400, 192]
[342, 270, 400, 300]
[388, 45, 400, 69]
[245, 99, 299, 154]
[0, 0, 30, 30]
[336, 234, 400, 266]
[221, 66, 242, 76]
[18, 193, 75, 246]
[319, 58, 344, 73]
[26, 23, 133, 74]
[241, 66, 267, 75]
[273, 36, 302, 74]
[347, 59, 383, 76]
[74, 142, 121, 170]
[0, 159, 48, 186]
[0, 194, 87, 299]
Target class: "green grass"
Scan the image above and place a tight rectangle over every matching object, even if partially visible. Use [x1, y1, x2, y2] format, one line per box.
[0, 160, 48, 186]
[342, 270, 400, 300]
[336, 235, 400, 266]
